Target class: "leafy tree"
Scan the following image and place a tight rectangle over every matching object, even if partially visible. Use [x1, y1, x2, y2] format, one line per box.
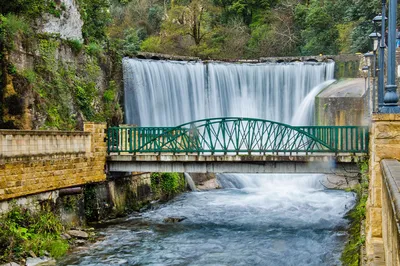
[295, 1, 339, 55]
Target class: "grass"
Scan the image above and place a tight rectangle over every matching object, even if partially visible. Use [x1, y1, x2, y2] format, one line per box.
[0, 203, 69, 264]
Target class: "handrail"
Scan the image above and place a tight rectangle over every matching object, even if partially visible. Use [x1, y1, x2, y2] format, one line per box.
[107, 118, 369, 154]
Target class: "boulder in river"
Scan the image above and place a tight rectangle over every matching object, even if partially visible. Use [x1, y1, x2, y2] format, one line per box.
[67, 230, 89, 239]
[163, 216, 187, 223]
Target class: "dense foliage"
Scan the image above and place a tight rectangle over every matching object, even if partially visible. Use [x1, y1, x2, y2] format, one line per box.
[106, 0, 382, 59]
[0, 0, 123, 130]
[341, 160, 369, 266]
[151, 172, 186, 200]
[0, 204, 69, 263]
[0, 0, 386, 129]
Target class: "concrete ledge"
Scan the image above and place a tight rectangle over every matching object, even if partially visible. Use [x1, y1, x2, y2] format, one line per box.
[108, 154, 362, 174]
[108, 153, 367, 163]
[381, 159, 400, 265]
[382, 160, 400, 225]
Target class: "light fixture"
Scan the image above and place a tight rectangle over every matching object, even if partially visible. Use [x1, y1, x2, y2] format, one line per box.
[369, 32, 381, 51]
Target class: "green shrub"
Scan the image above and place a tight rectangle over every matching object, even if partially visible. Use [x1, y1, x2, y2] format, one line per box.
[67, 39, 83, 54]
[86, 42, 103, 57]
[341, 160, 369, 266]
[0, 204, 69, 263]
[151, 172, 186, 200]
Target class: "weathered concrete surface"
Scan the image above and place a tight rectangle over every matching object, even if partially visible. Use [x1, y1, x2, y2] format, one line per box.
[261, 54, 361, 79]
[381, 159, 400, 266]
[316, 78, 366, 126]
[107, 154, 364, 174]
[134, 54, 361, 80]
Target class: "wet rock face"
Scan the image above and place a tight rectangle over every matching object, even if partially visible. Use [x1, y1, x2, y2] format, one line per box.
[38, 0, 83, 41]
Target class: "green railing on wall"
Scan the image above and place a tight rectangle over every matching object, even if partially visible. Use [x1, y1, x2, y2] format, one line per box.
[107, 118, 369, 154]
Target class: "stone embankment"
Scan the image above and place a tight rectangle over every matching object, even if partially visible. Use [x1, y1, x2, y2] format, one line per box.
[0, 123, 107, 203]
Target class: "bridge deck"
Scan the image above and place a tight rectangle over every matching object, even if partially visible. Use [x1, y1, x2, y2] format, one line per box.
[107, 153, 367, 174]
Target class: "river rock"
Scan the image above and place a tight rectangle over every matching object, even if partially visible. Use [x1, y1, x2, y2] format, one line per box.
[75, 239, 86, 246]
[197, 178, 220, 191]
[26, 257, 56, 266]
[0, 262, 20, 266]
[163, 216, 187, 223]
[67, 230, 89, 239]
[28, 251, 37, 258]
[61, 233, 71, 240]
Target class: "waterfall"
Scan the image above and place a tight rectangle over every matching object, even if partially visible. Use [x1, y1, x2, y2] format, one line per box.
[217, 173, 326, 191]
[290, 79, 335, 125]
[184, 173, 197, 192]
[123, 58, 335, 126]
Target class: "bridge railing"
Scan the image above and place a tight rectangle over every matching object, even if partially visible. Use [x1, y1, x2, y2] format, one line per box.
[108, 127, 185, 153]
[296, 126, 369, 153]
[107, 119, 369, 154]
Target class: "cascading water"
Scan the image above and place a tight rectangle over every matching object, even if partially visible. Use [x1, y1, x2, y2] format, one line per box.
[123, 58, 335, 126]
[59, 173, 355, 266]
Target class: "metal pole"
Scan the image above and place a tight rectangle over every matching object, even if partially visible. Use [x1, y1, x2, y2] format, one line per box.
[378, 0, 386, 110]
[373, 52, 377, 112]
[367, 68, 371, 115]
[381, 0, 400, 112]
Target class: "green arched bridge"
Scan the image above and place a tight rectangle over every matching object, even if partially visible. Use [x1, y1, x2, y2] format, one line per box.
[106, 117, 369, 174]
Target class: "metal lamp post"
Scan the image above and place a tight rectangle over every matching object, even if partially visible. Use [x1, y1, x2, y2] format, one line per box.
[373, 9, 387, 110]
[381, 0, 400, 112]
[369, 33, 380, 112]
[362, 65, 370, 116]
[364, 54, 374, 115]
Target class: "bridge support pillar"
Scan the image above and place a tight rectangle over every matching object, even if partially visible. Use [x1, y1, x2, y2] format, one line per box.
[367, 114, 400, 265]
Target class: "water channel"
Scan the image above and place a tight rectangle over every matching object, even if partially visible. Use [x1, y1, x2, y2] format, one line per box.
[60, 174, 355, 266]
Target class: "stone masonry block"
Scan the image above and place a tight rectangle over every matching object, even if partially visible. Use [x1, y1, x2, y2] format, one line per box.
[370, 207, 383, 238]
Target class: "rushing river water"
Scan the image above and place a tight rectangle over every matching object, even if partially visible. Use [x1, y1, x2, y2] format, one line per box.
[60, 174, 355, 266]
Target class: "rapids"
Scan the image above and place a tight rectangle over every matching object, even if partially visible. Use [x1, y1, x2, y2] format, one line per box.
[60, 174, 354, 266]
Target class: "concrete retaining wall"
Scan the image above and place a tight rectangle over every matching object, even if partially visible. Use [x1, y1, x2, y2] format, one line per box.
[316, 79, 366, 126]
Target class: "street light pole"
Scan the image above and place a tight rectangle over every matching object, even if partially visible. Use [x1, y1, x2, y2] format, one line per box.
[362, 65, 371, 116]
[369, 32, 380, 112]
[365, 52, 375, 113]
[378, 1, 387, 110]
[381, 0, 400, 112]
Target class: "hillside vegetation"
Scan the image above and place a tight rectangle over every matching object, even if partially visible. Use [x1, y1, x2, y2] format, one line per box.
[0, 0, 383, 129]
[108, 0, 381, 58]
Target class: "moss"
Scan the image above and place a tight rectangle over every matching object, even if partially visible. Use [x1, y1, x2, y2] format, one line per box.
[151, 172, 186, 201]
[341, 160, 369, 266]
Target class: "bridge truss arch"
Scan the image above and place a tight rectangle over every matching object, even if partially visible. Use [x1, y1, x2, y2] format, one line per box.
[108, 117, 369, 155]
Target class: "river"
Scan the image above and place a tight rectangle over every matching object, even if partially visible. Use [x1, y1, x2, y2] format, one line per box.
[60, 173, 355, 266]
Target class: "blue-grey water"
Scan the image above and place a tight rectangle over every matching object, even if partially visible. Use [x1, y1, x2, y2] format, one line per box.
[123, 59, 335, 126]
[60, 174, 355, 266]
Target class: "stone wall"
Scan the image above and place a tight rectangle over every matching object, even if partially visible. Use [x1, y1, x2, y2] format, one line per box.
[0, 123, 107, 201]
[367, 114, 400, 265]
[381, 159, 400, 266]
